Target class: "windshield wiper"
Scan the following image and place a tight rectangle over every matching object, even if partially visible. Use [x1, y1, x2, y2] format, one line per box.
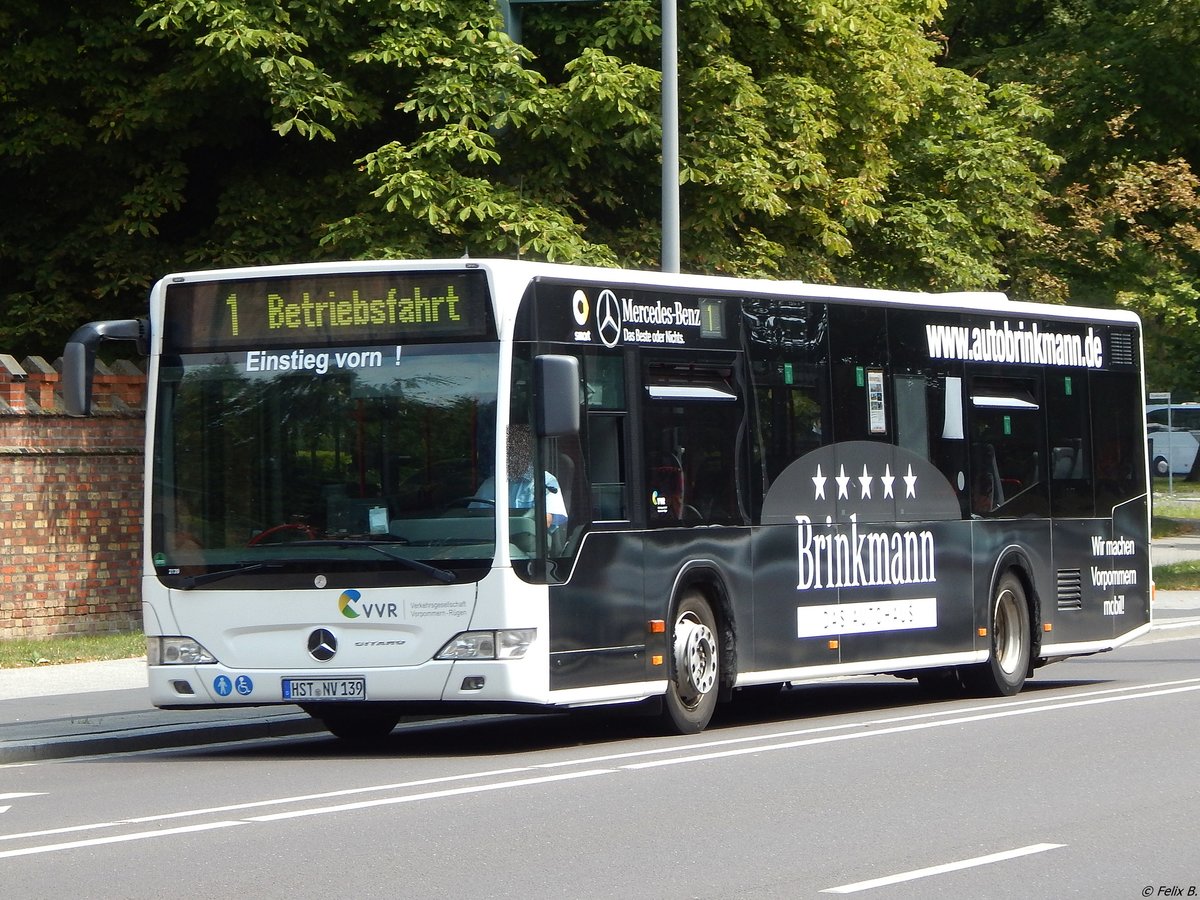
[179, 562, 282, 590]
[280, 539, 458, 583]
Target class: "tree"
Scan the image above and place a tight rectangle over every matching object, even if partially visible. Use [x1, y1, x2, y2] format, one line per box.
[1, 0, 1057, 357]
[943, 0, 1200, 393]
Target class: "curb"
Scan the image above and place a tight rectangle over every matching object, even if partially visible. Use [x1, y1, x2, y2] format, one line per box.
[1139, 616, 1200, 643]
[0, 712, 324, 765]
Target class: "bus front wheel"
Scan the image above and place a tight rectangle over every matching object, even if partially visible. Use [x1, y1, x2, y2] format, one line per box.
[304, 704, 399, 742]
[964, 571, 1031, 697]
[662, 591, 720, 734]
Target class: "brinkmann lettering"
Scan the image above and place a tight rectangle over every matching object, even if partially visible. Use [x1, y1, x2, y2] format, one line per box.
[796, 514, 935, 590]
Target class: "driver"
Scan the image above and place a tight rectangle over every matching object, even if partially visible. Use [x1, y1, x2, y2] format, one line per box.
[473, 425, 567, 532]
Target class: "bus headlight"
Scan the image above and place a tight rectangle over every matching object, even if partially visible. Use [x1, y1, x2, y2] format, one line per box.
[436, 629, 535, 660]
[148, 637, 217, 666]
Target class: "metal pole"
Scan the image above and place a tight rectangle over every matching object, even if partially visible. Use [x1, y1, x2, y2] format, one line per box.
[498, 0, 522, 44]
[1168, 398, 1175, 494]
[661, 0, 680, 273]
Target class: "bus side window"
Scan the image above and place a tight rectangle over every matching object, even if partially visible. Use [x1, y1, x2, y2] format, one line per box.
[967, 376, 1048, 518]
[643, 361, 744, 526]
[1092, 372, 1144, 512]
[828, 305, 888, 443]
[583, 354, 627, 521]
[894, 374, 929, 460]
[587, 415, 626, 520]
[1047, 373, 1092, 517]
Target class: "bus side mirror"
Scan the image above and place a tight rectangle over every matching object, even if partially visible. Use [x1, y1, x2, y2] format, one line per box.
[62, 318, 148, 416]
[534, 354, 580, 438]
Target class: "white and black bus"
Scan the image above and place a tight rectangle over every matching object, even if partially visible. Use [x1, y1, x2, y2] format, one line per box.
[63, 259, 1151, 738]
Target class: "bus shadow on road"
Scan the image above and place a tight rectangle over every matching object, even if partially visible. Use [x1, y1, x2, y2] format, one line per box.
[164, 675, 1111, 763]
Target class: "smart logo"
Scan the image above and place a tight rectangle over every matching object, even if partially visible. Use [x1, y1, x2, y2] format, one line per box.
[337, 589, 399, 619]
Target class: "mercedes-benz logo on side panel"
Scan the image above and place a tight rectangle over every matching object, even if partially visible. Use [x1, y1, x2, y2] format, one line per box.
[308, 628, 337, 662]
[596, 289, 622, 348]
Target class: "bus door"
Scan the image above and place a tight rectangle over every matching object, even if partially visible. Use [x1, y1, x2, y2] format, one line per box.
[637, 353, 754, 661]
[828, 376, 974, 668]
[544, 349, 647, 692]
[820, 307, 954, 669]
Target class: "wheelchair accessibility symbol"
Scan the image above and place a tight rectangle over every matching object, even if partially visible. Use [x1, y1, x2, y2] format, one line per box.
[214, 675, 254, 697]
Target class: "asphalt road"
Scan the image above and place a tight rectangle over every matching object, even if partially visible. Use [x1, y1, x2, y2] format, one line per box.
[2, 631, 1198, 899]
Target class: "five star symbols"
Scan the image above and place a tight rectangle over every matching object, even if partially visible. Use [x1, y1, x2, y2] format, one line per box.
[810, 460, 919, 500]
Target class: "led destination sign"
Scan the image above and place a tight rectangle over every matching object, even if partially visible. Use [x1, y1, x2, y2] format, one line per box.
[164, 270, 493, 352]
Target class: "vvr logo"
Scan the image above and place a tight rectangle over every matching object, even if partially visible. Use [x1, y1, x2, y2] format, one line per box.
[338, 589, 399, 619]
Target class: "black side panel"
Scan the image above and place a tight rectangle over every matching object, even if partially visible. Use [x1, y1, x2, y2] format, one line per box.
[548, 531, 647, 690]
[548, 528, 754, 691]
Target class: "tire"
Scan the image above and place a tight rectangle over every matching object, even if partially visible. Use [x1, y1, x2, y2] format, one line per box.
[305, 705, 399, 742]
[662, 591, 721, 734]
[964, 571, 1031, 697]
[1153, 456, 1170, 477]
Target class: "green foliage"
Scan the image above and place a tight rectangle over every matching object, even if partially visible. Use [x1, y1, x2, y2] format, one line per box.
[2, 0, 1066, 357]
[944, 0, 1200, 393]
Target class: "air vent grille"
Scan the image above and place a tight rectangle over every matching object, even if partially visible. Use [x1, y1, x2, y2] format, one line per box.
[1109, 330, 1136, 367]
[1057, 568, 1083, 610]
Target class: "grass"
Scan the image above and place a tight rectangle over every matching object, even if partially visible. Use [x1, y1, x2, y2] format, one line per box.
[1152, 473, 1200, 521]
[1, 481, 1197, 666]
[0, 631, 144, 669]
[1152, 561, 1200, 591]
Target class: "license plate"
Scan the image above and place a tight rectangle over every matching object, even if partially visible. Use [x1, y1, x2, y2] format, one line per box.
[281, 677, 367, 701]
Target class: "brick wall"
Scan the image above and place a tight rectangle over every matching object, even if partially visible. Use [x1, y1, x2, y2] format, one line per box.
[0, 355, 145, 640]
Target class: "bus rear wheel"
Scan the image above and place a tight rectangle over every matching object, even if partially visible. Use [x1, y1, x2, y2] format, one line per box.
[662, 591, 720, 734]
[964, 571, 1031, 697]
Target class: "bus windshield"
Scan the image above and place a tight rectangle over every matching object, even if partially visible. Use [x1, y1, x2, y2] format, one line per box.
[150, 342, 499, 584]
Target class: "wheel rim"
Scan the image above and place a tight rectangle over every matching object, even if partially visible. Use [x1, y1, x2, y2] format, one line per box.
[994, 587, 1023, 676]
[673, 611, 718, 709]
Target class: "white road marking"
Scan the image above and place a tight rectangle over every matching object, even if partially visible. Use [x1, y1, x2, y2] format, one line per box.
[246, 769, 614, 822]
[822, 843, 1066, 893]
[0, 771, 612, 860]
[1, 678, 1198, 860]
[0, 765, 535, 842]
[0, 822, 246, 861]
[0, 793, 43, 815]
[536, 677, 1200, 772]
[623, 679, 1200, 769]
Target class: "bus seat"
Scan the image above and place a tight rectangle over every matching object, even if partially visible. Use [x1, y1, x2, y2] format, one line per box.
[1052, 446, 1076, 479]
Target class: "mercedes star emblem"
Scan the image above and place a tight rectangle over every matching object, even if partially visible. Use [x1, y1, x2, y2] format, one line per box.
[596, 289, 622, 348]
[307, 628, 337, 662]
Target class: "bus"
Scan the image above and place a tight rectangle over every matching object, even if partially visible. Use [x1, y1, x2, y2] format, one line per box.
[1146, 402, 1200, 431]
[1146, 403, 1200, 476]
[63, 259, 1152, 739]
